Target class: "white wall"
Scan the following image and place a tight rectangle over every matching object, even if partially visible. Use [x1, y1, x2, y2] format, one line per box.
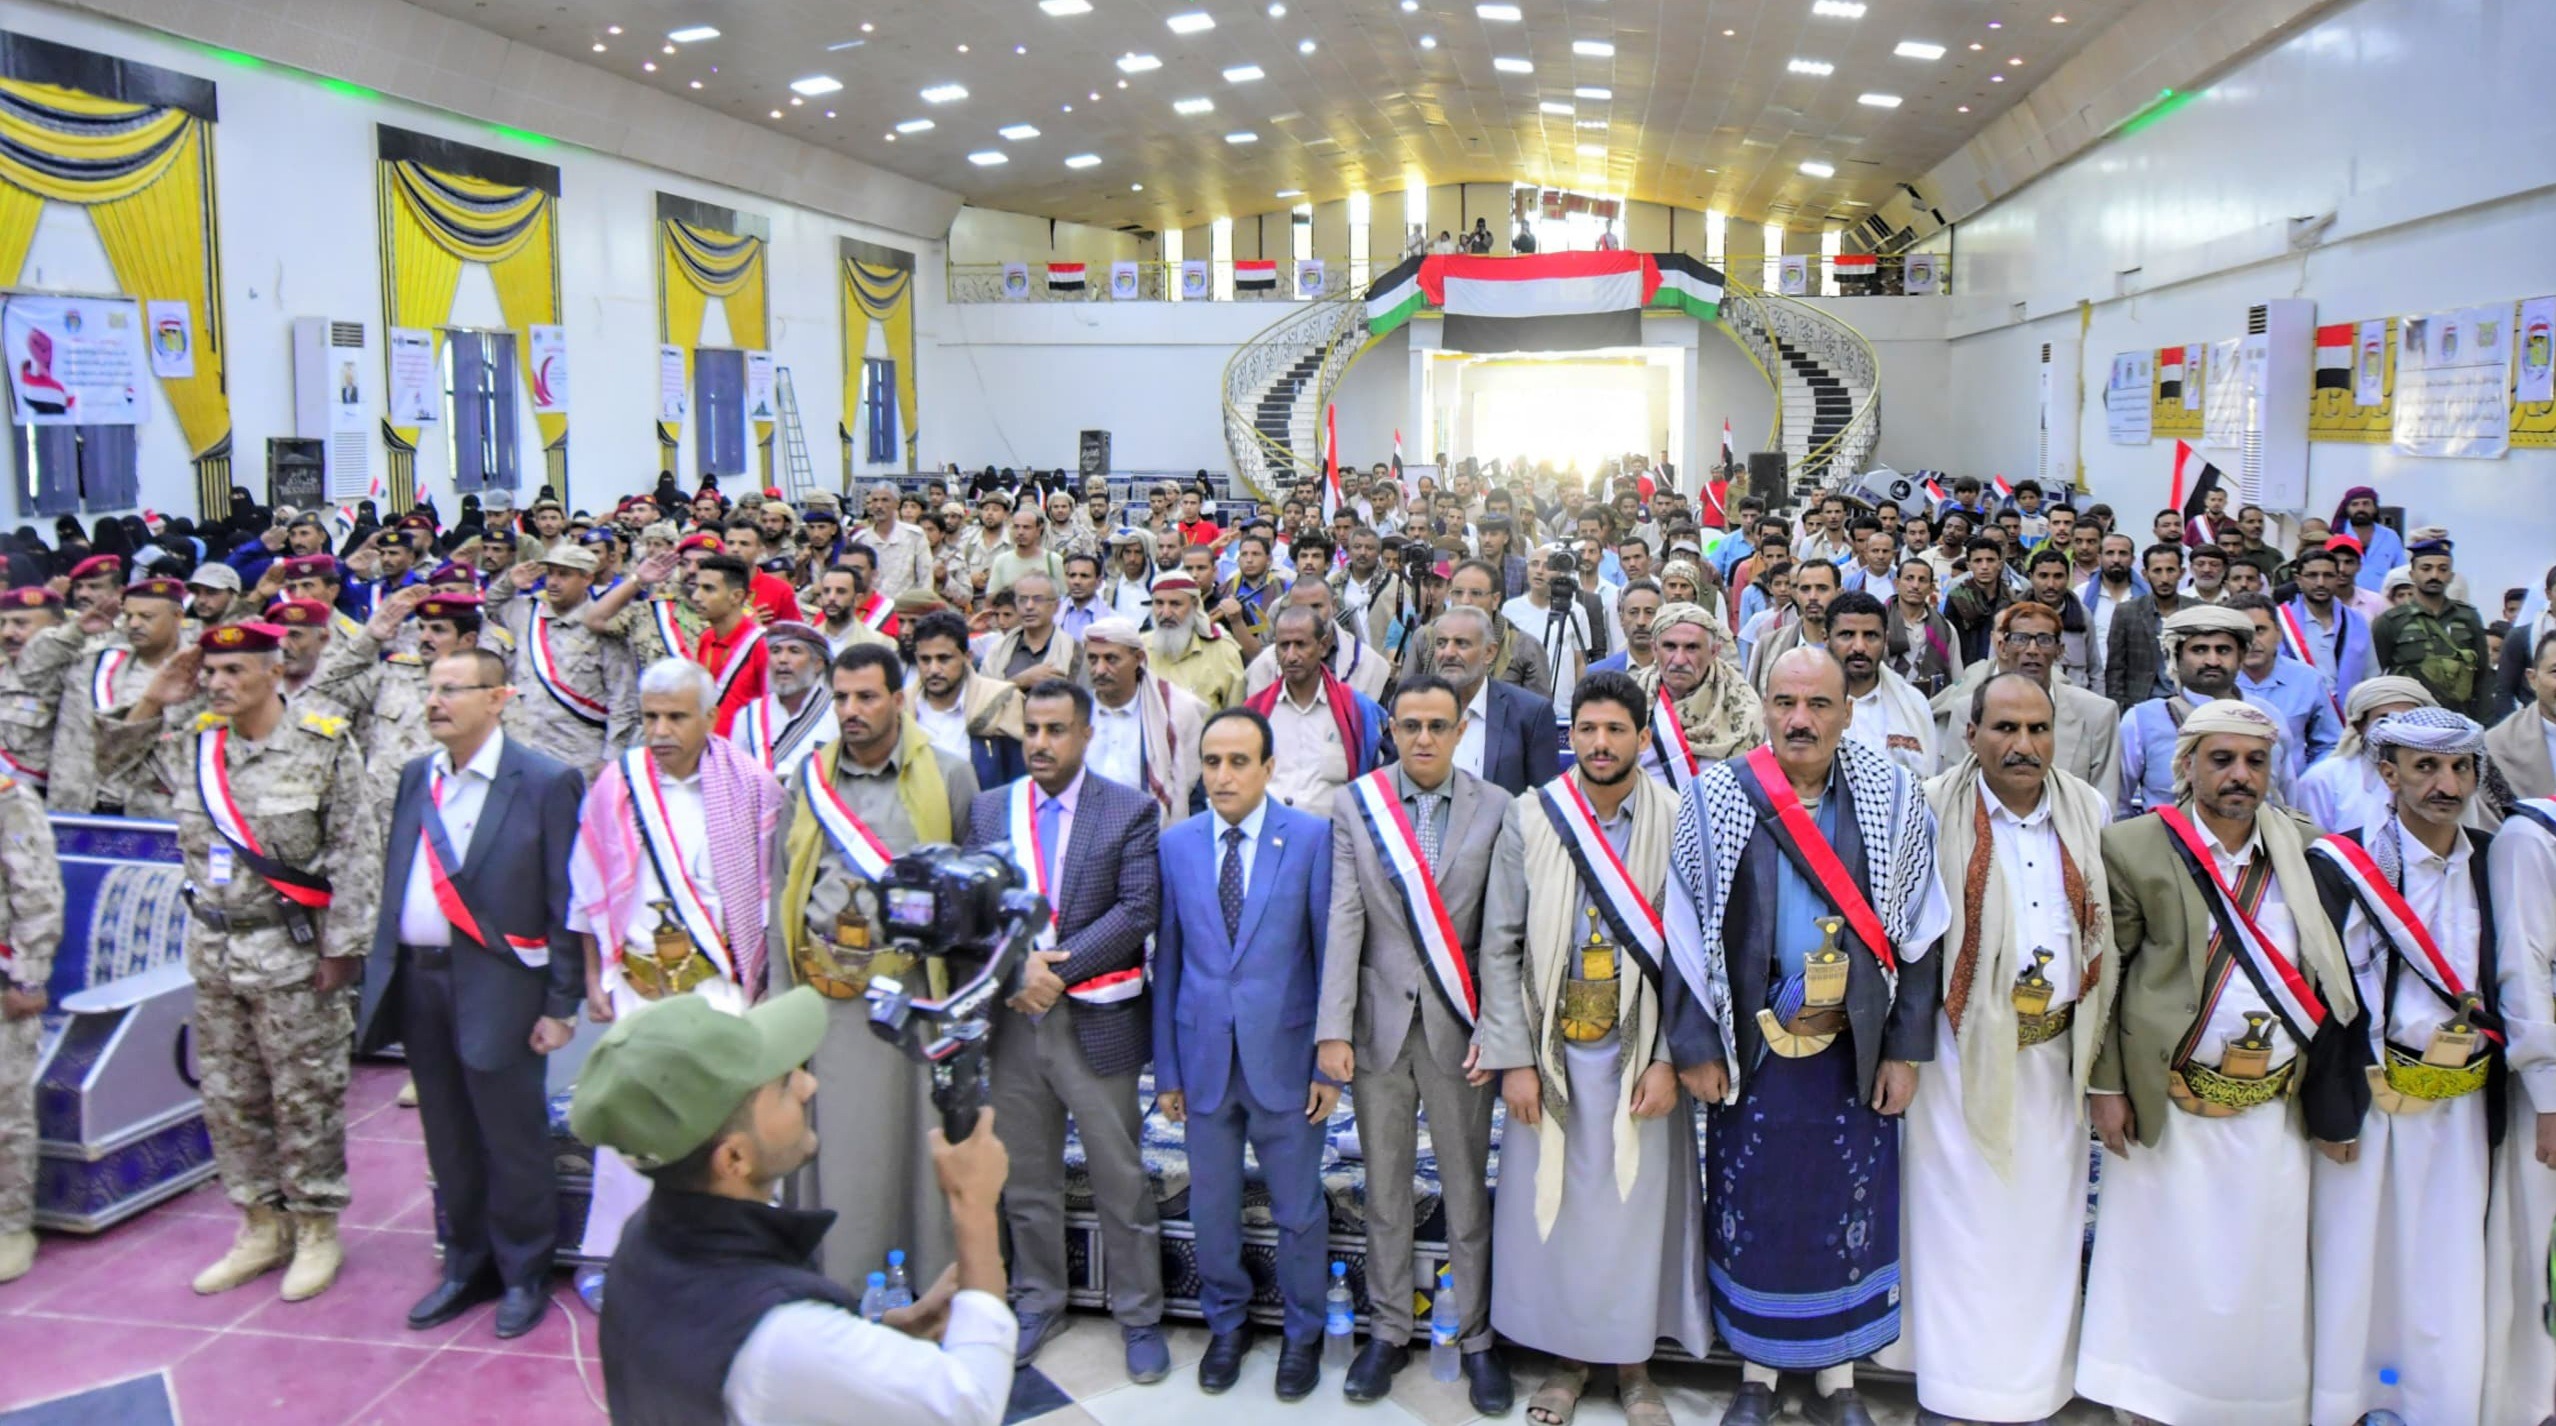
[1930, 0, 2556, 598]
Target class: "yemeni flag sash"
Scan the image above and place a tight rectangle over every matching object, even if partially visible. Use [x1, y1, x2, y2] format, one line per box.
[1738, 746, 1895, 975]
[2276, 603, 2347, 719]
[648, 598, 691, 660]
[803, 768, 894, 881]
[196, 728, 333, 910]
[1650, 684, 1698, 794]
[91, 648, 130, 711]
[856, 591, 896, 634]
[1348, 770, 1475, 1025]
[621, 748, 736, 984]
[2514, 797, 2556, 840]
[2311, 832, 2502, 1042]
[736, 693, 828, 775]
[1005, 779, 1142, 1005]
[0, 747, 46, 788]
[420, 769, 551, 965]
[2154, 805, 2327, 1044]
[529, 615, 609, 728]
[708, 622, 768, 710]
[1535, 775, 1664, 984]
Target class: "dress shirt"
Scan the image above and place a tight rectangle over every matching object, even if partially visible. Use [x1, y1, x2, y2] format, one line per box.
[2117, 689, 2300, 818]
[2343, 821, 2479, 1052]
[1843, 684, 1923, 771]
[723, 1290, 1017, 1426]
[1268, 684, 1351, 815]
[2296, 753, 2393, 838]
[1106, 578, 1152, 625]
[1088, 694, 1144, 791]
[1034, 769, 1084, 870]
[1986, 788, 2079, 1006]
[2542, 716, 2556, 786]
[1454, 681, 1489, 779]
[1396, 764, 1454, 869]
[2086, 580, 2135, 675]
[915, 694, 971, 766]
[2188, 820, 2302, 1069]
[398, 731, 506, 947]
[2239, 658, 2344, 766]
[1059, 594, 1107, 644]
[1215, 795, 1269, 890]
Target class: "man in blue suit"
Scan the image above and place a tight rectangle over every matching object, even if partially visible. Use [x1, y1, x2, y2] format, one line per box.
[1432, 603, 1561, 796]
[1154, 706, 1339, 1401]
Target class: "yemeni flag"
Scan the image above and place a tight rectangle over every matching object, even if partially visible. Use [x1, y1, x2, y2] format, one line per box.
[2170, 439, 2224, 541]
[1046, 262, 1086, 293]
[1391, 428, 1406, 494]
[1235, 259, 1280, 294]
[1322, 405, 1342, 523]
[2314, 323, 2353, 391]
[1720, 416, 1736, 470]
[1648, 253, 1725, 321]
[1427, 251, 1656, 352]
[2156, 346, 2186, 402]
[1835, 252, 1877, 284]
[1365, 253, 1425, 335]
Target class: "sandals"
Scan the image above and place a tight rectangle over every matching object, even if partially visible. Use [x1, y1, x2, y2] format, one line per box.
[1526, 1362, 1591, 1426]
[1620, 1371, 1675, 1426]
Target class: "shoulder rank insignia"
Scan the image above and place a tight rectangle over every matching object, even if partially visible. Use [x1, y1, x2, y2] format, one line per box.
[385, 652, 425, 667]
[298, 710, 350, 739]
[190, 710, 231, 732]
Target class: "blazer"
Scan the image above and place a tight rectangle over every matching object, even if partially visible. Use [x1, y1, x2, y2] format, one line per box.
[1152, 799, 1332, 1115]
[2090, 810, 2368, 1148]
[2102, 594, 2173, 710]
[964, 770, 1161, 1078]
[1476, 675, 1562, 797]
[2486, 705, 2556, 804]
[359, 738, 586, 1071]
[1318, 766, 1512, 1074]
[964, 731, 1026, 791]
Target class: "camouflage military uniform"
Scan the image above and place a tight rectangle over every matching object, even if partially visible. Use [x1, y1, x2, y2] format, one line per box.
[103, 705, 380, 1215]
[2371, 597, 2492, 722]
[0, 775, 65, 1238]
[306, 628, 437, 809]
[592, 592, 705, 669]
[50, 635, 187, 817]
[0, 621, 82, 797]
[486, 584, 634, 773]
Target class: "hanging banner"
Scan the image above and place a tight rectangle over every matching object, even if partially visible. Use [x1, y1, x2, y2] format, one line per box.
[999, 262, 1032, 300]
[1777, 255, 1810, 296]
[658, 343, 689, 423]
[1296, 259, 1327, 298]
[528, 324, 569, 413]
[745, 350, 776, 422]
[2394, 304, 2513, 460]
[2, 296, 147, 426]
[2517, 296, 2555, 407]
[387, 327, 439, 425]
[1109, 261, 1141, 300]
[2201, 336, 2248, 449]
[1903, 253, 1939, 296]
[1180, 259, 1210, 300]
[2105, 350, 2153, 445]
[2356, 319, 2390, 408]
[2312, 316, 2394, 444]
[145, 300, 195, 381]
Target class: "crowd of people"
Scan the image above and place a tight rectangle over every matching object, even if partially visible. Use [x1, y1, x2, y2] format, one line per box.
[0, 454, 2548, 1426]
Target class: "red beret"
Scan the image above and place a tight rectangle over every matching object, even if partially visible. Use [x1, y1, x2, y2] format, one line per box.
[425, 562, 477, 587]
[417, 592, 484, 621]
[67, 554, 120, 583]
[279, 555, 340, 582]
[267, 599, 334, 628]
[675, 534, 725, 555]
[199, 621, 283, 653]
[122, 577, 187, 604]
[0, 587, 61, 610]
[397, 513, 437, 532]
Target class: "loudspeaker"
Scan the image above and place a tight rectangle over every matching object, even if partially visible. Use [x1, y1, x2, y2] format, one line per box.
[1747, 451, 1789, 508]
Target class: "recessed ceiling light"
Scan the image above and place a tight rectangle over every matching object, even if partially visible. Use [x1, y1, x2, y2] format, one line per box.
[1167, 12, 1216, 34]
[606, 24, 622, 34]
[1574, 85, 1610, 98]
[884, 133, 896, 141]
[999, 123, 1041, 139]
[1269, 1, 1288, 14]
[827, 38, 868, 50]
[1575, 118, 1606, 128]
[1969, 41, 1986, 50]
[1298, 38, 1316, 53]
[1894, 40, 1945, 59]
[1723, 28, 1736, 35]
[1477, 3, 1523, 19]
[957, 43, 971, 52]
[968, 150, 1008, 165]
[1226, 130, 1259, 143]
[1275, 188, 1304, 197]
[825, 109, 836, 118]
[1539, 100, 1573, 114]
[591, 41, 606, 52]
[789, 94, 801, 104]
[1811, 0, 1866, 16]
[767, 108, 782, 118]
[1224, 64, 1265, 82]
[1132, 183, 1144, 191]
[1117, 52, 1162, 72]
[1173, 96, 1216, 114]
[2008, 56, 2025, 65]
[1990, 73, 2005, 81]
[1419, 34, 1437, 47]
[689, 79, 702, 88]
[2052, 12, 2067, 20]
[896, 118, 935, 132]
[1987, 19, 2003, 27]
[643, 60, 657, 71]
[1786, 57, 1834, 75]
[1038, 0, 1092, 12]
[1015, 44, 1027, 54]
[1956, 104, 1971, 112]
[667, 25, 720, 42]
[922, 83, 969, 102]
[1400, 0, 1417, 9]
[1117, 78, 1129, 87]
[1576, 143, 1605, 156]
[790, 75, 843, 96]
[1062, 102, 1073, 110]
[1066, 153, 1102, 168]
[1572, 40, 1615, 56]
[1798, 160, 1834, 176]
[661, 44, 676, 54]
[861, 21, 874, 31]
[1493, 56, 1534, 73]
[1857, 92, 1901, 107]
[1091, 90, 1102, 99]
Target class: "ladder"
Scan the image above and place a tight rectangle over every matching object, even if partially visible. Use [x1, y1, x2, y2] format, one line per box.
[772, 365, 820, 500]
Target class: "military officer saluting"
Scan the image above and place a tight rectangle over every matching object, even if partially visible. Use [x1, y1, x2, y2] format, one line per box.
[310, 585, 488, 807]
[0, 764, 65, 1283]
[0, 586, 77, 797]
[103, 622, 383, 1302]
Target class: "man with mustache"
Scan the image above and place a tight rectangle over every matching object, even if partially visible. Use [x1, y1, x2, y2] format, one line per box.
[2371, 531, 2493, 722]
[2330, 485, 2406, 593]
[1143, 573, 1244, 712]
[1082, 617, 1202, 826]
[0, 587, 75, 800]
[726, 623, 836, 781]
[2075, 699, 2365, 1426]
[2303, 707, 2503, 1426]
[1891, 674, 2115, 1425]
[1664, 648, 1950, 1426]
[1932, 601, 2126, 813]
[905, 610, 1026, 789]
[2230, 593, 2344, 768]
[1828, 590, 1938, 777]
[52, 576, 190, 816]
[1244, 578, 1390, 701]
[490, 542, 626, 775]
[2117, 603, 2299, 818]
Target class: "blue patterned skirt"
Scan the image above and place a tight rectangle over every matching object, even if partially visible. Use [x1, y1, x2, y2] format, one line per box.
[1704, 1042, 1902, 1369]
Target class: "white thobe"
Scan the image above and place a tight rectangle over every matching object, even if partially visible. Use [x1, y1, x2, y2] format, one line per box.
[914, 694, 971, 767]
[1087, 696, 1144, 792]
[2487, 811, 2556, 1426]
[2076, 824, 2316, 1426]
[2310, 822, 2489, 1426]
[1842, 682, 1932, 777]
[2296, 752, 2392, 838]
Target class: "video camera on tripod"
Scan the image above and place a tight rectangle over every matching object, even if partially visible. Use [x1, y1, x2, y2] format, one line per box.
[862, 846, 1053, 1140]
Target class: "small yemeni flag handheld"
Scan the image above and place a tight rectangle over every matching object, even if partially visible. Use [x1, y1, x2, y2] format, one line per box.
[1992, 474, 2015, 502]
[1322, 404, 1342, 523]
[1391, 427, 1406, 495]
[1923, 474, 1949, 505]
[1721, 417, 1736, 469]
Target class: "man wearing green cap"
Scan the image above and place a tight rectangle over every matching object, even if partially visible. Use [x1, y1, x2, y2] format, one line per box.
[574, 986, 1017, 1425]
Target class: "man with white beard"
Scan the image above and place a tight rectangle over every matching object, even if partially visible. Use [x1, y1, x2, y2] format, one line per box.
[726, 622, 837, 781]
[1145, 573, 1244, 712]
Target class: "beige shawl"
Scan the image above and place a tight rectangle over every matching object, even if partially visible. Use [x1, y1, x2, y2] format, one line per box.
[1635, 659, 1762, 763]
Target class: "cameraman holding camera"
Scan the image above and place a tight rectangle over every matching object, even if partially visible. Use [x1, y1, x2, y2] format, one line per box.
[574, 988, 1017, 1426]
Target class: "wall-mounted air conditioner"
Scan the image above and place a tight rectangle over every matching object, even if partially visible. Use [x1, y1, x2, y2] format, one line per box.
[290, 316, 376, 503]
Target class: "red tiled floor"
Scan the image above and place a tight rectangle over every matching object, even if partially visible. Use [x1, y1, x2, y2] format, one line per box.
[231, 1228, 478, 1349]
[0, 1208, 166, 1310]
[343, 1063, 415, 1121]
[348, 1342, 608, 1425]
[15, 1211, 277, 1329]
[166, 1331, 439, 1426]
[442, 1285, 590, 1359]
[0, 1316, 214, 1412]
[341, 1136, 433, 1231]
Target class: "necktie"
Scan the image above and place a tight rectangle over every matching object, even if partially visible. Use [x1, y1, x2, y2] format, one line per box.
[1414, 790, 1443, 872]
[1220, 826, 1246, 939]
[1036, 795, 1063, 898]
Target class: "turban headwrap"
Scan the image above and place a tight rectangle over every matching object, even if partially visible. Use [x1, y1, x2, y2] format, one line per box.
[2171, 698, 2281, 801]
[2363, 706, 2485, 768]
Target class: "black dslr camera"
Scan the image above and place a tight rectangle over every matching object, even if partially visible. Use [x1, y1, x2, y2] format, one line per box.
[863, 846, 1051, 1139]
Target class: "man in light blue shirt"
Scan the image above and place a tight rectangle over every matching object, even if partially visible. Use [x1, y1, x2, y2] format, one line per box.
[2229, 594, 2344, 766]
[2331, 486, 2406, 593]
[2116, 603, 2302, 817]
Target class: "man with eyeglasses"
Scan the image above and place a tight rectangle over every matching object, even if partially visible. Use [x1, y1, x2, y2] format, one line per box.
[1932, 600, 2126, 814]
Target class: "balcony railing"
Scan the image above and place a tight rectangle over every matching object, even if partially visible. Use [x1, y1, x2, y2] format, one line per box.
[944, 260, 1361, 304]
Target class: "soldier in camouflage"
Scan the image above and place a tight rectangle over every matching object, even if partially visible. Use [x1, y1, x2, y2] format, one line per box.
[308, 586, 485, 808]
[183, 563, 252, 628]
[103, 622, 381, 1301]
[266, 600, 357, 719]
[275, 554, 368, 645]
[486, 541, 631, 774]
[576, 540, 704, 666]
[0, 768, 65, 1283]
[2370, 531, 2493, 723]
[50, 578, 193, 817]
[0, 587, 77, 796]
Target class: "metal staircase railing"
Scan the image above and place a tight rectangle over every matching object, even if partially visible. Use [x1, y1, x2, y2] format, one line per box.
[1219, 292, 1370, 499]
[1718, 277, 1882, 492]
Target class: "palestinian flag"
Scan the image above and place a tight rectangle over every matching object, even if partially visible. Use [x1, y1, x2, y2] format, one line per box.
[1235, 259, 1280, 293]
[2314, 323, 2353, 391]
[1648, 253, 1724, 321]
[2157, 346, 2186, 402]
[1046, 262, 1086, 292]
[1365, 254, 1425, 335]
[1429, 251, 1653, 352]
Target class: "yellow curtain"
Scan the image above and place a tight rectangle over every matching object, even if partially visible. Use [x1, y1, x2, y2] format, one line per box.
[658, 218, 767, 456]
[839, 266, 871, 464]
[0, 182, 41, 306]
[486, 201, 565, 457]
[846, 259, 917, 471]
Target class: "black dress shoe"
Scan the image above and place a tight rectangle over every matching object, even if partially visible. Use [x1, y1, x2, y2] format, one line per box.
[1199, 1327, 1252, 1394]
[406, 1275, 500, 1330]
[493, 1284, 550, 1339]
[1274, 1337, 1322, 1401]
[1343, 1339, 1409, 1402]
[1721, 1380, 1779, 1426]
[1804, 1387, 1876, 1426]
[1463, 1347, 1515, 1416]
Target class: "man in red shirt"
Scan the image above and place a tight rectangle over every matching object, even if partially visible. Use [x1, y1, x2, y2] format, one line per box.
[686, 555, 770, 736]
[1177, 488, 1224, 548]
[719, 519, 807, 625]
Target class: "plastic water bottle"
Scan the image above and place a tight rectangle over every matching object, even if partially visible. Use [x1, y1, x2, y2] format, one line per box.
[1324, 1261, 1356, 1368]
[859, 1271, 889, 1323]
[1429, 1265, 1461, 1382]
[883, 1249, 915, 1312]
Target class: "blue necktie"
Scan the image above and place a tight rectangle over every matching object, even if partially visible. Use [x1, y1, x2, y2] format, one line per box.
[1220, 826, 1246, 940]
[1036, 795, 1062, 899]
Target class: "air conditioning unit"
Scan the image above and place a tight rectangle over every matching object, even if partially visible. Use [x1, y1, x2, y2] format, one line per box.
[290, 317, 376, 503]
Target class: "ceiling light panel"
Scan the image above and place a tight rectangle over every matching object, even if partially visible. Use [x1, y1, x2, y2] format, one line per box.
[1786, 58, 1834, 75]
[1038, 0, 1092, 12]
[1065, 153, 1102, 168]
[1223, 64, 1264, 82]
[1811, 0, 1867, 16]
[1173, 96, 1216, 114]
[1576, 143, 1605, 156]
[1893, 40, 1945, 59]
[1574, 86, 1611, 99]
[1572, 40, 1615, 56]
[1798, 160, 1835, 176]
[1477, 3, 1523, 19]
[1539, 100, 1574, 114]
[968, 151, 1008, 165]
[921, 83, 969, 102]
[895, 118, 935, 133]
[1116, 52, 1162, 73]
[789, 75, 842, 96]
[666, 25, 719, 42]
[1493, 56, 1534, 73]
[1225, 130, 1258, 143]
[1167, 12, 1216, 34]
[1857, 93, 1901, 107]
[999, 123, 1041, 139]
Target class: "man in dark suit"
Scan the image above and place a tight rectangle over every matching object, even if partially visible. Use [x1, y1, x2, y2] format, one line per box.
[1431, 602, 1559, 795]
[2102, 542, 2190, 710]
[358, 647, 585, 1340]
[1155, 706, 1336, 1400]
[962, 679, 1168, 1383]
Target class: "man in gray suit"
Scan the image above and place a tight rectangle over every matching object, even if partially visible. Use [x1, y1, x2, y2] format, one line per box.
[1318, 674, 1515, 1414]
[359, 648, 586, 1341]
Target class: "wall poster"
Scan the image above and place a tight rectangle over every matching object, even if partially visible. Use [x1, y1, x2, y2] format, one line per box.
[1, 295, 148, 425]
[387, 327, 438, 424]
[2394, 304, 2513, 459]
[2200, 336, 2250, 449]
[2309, 316, 2394, 444]
[2105, 350, 2153, 444]
[527, 324, 568, 413]
[657, 343, 688, 423]
[2150, 343, 2202, 439]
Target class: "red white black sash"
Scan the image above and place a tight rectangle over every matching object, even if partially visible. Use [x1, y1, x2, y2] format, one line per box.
[91, 648, 130, 711]
[2312, 831, 2501, 1042]
[734, 692, 827, 775]
[2154, 805, 2327, 1044]
[0, 747, 46, 788]
[528, 615, 609, 728]
[1005, 778, 1143, 1006]
[420, 767, 550, 966]
[1738, 746, 1896, 975]
[857, 591, 895, 633]
[621, 748, 735, 983]
[1650, 684, 1698, 794]
[802, 766, 895, 881]
[1534, 775, 1664, 984]
[648, 599, 691, 660]
[1348, 769, 1474, 1025]
[195, 728, 333, 910]
[2275, 604, 2346, 719]
[2514, 797, 2556, 840]
[707, 623, 767, 711]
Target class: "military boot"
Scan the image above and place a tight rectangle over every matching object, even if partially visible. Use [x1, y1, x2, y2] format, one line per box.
[191, 1203, 291, 1294]
[278, 1211, 344, 1302]
[0, 1228, 35, 1283]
